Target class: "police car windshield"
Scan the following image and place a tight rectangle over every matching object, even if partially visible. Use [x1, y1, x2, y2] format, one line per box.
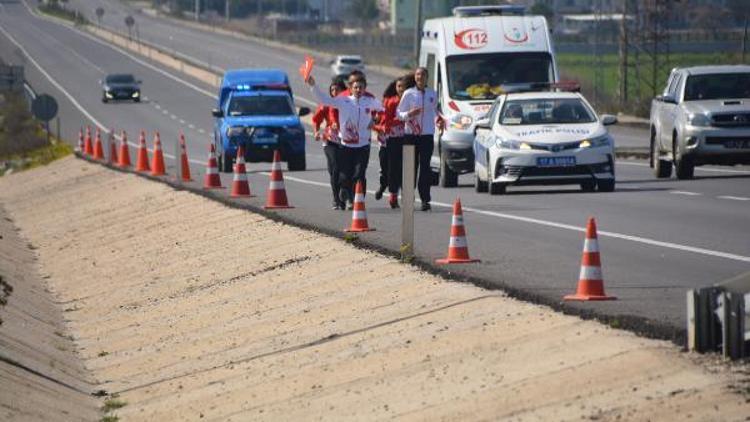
[684, 73, 750, 101]
[227, 95, 294, 117]
[500, 98, 596, 126]
[447, 52, 553, 100]
[106, 74, 135, 84]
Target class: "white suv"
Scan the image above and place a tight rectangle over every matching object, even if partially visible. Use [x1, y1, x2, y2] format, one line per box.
[330, 55, 364, 77]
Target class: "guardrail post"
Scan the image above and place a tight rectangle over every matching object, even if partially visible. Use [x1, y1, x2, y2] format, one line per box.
[688, 287, 722, 353]
[723, 291, 746, 360]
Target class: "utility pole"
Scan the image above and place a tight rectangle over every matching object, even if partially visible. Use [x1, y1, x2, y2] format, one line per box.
[618, 0, 628, 108]
[225, 0, 230, 22]
[743, 17, 748, 63]
[257, 0, 262, 16]
[413, 0, 423, 66]
[194, 0, 200, 21]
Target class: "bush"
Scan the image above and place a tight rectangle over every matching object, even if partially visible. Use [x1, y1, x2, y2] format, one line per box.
[0, 93, 48, 157]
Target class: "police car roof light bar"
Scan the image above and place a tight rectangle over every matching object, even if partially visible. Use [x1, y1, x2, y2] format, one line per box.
[452, 5, 526, 17]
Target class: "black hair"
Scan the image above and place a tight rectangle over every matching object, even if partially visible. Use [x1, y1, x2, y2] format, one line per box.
[401, 73, 416, 90]
[330, 80, 346, 95]
[382, 79, 398, 98]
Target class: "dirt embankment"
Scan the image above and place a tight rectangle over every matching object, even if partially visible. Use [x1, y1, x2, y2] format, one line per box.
[0, 157, 747, 421]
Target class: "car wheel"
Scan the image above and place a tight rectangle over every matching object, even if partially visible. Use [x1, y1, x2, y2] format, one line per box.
[651, 132, 672, 178]
[102, 97, 108, 103]
[287, 153, 306, 171]
[580, 180, 596, 192]
[474, 171, 488, 193]
[133, 97, 141, 103]
[673, 137, 694, 179]
[221, 152, 233, 173]
[438, 150, 458, 188]
[597, 179, 615, 192]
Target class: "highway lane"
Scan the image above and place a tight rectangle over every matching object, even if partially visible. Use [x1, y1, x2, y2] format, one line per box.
[3, 1, 750, 333]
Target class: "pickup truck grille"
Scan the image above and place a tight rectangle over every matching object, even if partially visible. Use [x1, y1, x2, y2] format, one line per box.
[711, 113, 750, 128]
[526, 141, 580, 152]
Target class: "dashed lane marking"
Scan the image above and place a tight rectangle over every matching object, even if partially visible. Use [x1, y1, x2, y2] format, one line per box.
[718, 195, 750, 201]
[670, 191, 702, 196]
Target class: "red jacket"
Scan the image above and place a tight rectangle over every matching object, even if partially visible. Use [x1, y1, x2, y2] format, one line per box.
[312, 104, 339, 142]
[375, 95, 404, 139]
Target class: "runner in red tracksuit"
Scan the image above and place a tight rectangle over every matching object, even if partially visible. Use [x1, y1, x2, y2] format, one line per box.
[374, 75, 411, 208]
[312, 80, 347, 209]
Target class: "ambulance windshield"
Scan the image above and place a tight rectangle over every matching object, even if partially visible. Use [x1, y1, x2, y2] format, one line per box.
[446, 52, 554, 100]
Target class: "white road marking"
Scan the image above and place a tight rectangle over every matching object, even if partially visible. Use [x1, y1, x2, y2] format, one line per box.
[162, 109, 169, 115]
[170, 114, 177, 120]
[718, 195, 750, 201]
[154, 104, 161, 109]
[198, 129, 205, 134]
[670, 191, 702, 196]
[179, 119, 185, 124]
[188, 124, 195, 129]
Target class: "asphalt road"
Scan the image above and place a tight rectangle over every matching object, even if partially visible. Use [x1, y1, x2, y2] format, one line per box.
[2, 0, 749, 335]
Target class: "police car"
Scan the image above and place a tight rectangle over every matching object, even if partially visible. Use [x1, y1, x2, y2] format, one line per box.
[212, 69, 310, 172]
[473, 88, 617, 194]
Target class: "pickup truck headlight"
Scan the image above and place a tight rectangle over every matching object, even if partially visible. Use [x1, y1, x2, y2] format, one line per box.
[449, 114, 473, 130]
[132, 91, 140, 98]
[226, 126, 246, 137]
[105, 92, 113, 99]
[687, 113, 711, 127]
[579, 135, 610, 148]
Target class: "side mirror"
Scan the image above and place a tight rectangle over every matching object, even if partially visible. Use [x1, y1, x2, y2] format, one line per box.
[298, 106, 311, 117]
[473, 117, 491, 134]
[600, 114, 618, 126]
[660, 94, 677, 104]
[211, 108, 223, 118]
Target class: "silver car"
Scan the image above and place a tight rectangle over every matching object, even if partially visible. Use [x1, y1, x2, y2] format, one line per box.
[330, 55, 364, 77]
[649, 65, 750, 179]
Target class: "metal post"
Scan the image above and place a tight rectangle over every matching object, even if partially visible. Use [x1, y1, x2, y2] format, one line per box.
[105, 131, 113, 164]
[413, 0, 422, 66]
[225, 0, 230, 22]
[194, 0, 200, 21]
[401, 142, 415, 260]
[56, 116, 61, 144]
[743, 17, 748, 63]
[175, 134, 181, 184]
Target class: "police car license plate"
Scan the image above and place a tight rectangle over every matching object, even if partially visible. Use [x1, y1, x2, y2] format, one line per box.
[725, 139, 750, 149]
[253, 133, 278, 145]
[537, 156, 576, 167]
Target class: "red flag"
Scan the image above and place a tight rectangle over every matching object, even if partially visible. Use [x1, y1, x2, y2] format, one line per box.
[299, 55, 314, 81]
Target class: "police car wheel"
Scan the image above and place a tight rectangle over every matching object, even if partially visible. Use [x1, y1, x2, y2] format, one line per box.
[474, 172, 488, 193]
[287, 154, 306, 171]
[221, 152, 233, 173]
[438, 150, 458, 188]
[488, 180, 506, 195]
[597, 179, 615, 192]
[580, 181, 596, 192]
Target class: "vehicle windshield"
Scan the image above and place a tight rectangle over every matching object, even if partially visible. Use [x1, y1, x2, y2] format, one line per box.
[227, 95, 294, 117]
[684, 73, 750, 101]
[106, 74, 135, 84]
[446, 52, 554, 100]
[499, 98, 596, 125]
[340, 58, 362, 65]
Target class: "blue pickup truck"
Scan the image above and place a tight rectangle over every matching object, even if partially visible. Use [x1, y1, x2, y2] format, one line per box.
[212, 69, 310, 172]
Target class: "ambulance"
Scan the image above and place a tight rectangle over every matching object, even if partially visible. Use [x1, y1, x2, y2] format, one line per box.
[419, 5, 559, 187]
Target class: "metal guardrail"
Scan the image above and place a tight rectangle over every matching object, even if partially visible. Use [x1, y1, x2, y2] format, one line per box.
[687, 271, 750, 360]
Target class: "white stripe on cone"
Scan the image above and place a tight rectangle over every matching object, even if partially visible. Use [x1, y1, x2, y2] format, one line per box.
[352, 210, 368, 220]
[583, 238, 600, 253]
[579, 265, 603, 281]
[206, 167, 218, 175]
[449, 236, 468, 248]
[452, 215, 464, 226]
[271, 161, 282, 171]
[269, 181, 285, 190]
[233, 172, 247, 181]
[354, 193, 366, 202]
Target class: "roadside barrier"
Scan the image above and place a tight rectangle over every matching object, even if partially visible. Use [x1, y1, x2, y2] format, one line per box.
[178, 133, 192, 181]
[564, 217, 616, 301]
[264, 150, 292, 209]
[345, 180, 374, 232]
[135, 131, 151, 172]
[230, 146, 252, 197]
[203, 143, 223, 189]
[436, 198, 479, 264]
[150, 132, 166, 176]
[93, 128, 105, 160]
[83, 126, 93, 156]
[117, 131, 131, 168]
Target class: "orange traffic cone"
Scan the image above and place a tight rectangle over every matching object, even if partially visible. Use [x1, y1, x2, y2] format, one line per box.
[264, 150, 293, 209]
[108, 130, 118, 164]
[135, 131, 150, 172]
[564, 217, 616, 301]
[83, 126, 93, 156]
[150, 132, 166, 176]
[230, 146, 253, 197]
[345, 180, 374, 232]
[117, 131, 132, 168]
[93, 128, 105, 160]
[178, 132, 192, 182]
[77, 128, 84, 152]
[203, 143, 223, 189]
[436, 198, 480, 264]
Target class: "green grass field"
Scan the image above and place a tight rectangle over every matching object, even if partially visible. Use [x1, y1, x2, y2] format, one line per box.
[558, 52, 748, 114]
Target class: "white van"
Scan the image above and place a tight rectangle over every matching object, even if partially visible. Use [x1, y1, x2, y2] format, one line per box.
[419, 5, 559, 187]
